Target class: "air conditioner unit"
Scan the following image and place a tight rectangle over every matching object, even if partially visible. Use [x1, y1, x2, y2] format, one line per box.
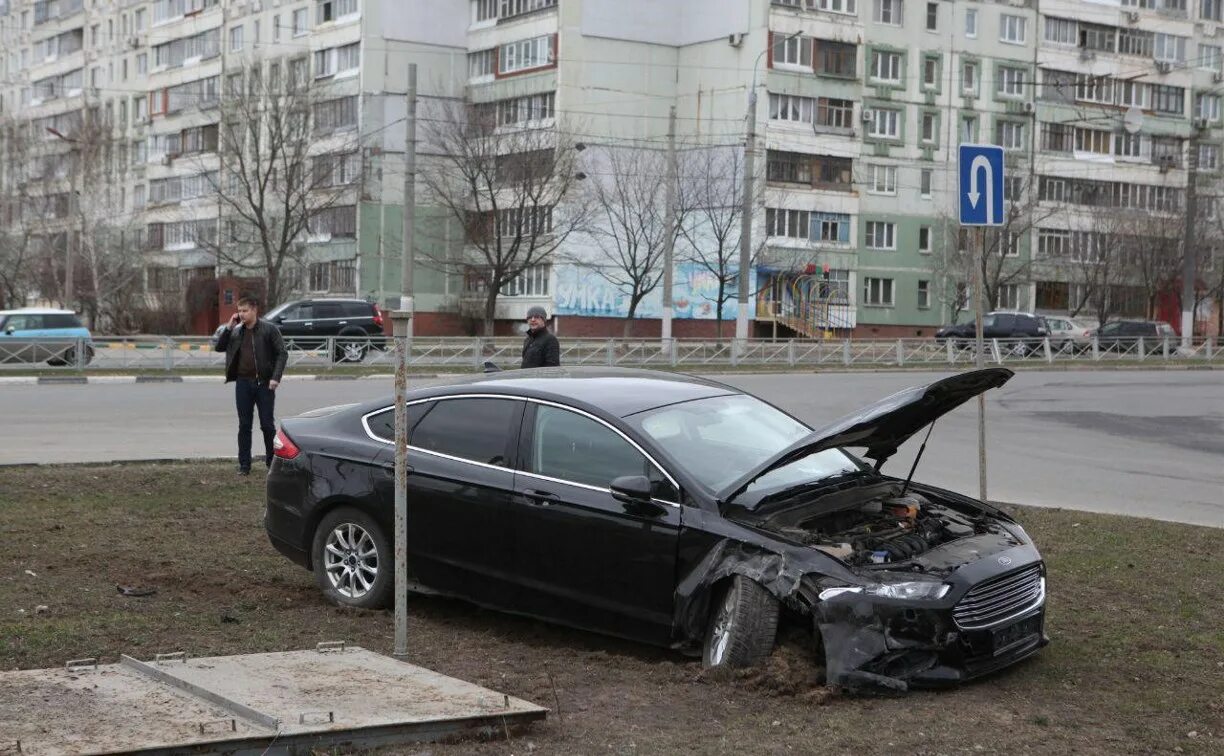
[128, 36, 142, 49]
[1079, 50, 1096, 62]
[861, 109, 874, 123]
[728, 33, 744, 47]
[161, 154, 172, 166]
[1158, 154, 1177, 171]
[1155, 60, 1173, 74]
[1023, 101, 1035, 113]
[1126, 11, 1140, 23]
[1215, 72, 1224, 83]
[1193, 117, 1209, 130]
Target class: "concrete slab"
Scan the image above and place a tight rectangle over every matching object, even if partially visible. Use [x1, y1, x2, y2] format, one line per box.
[0, 647, 547, 755]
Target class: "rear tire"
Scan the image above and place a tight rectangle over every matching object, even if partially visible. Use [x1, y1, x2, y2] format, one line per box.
[312, 507, 392, 610]
[702, 576, 780, 669]
[333, 335, 370, 363]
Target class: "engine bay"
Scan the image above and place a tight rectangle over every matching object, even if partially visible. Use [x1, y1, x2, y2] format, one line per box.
[759, 485, 997, 567]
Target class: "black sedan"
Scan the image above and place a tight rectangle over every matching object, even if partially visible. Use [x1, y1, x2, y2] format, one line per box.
[265, 367, 1047, 690]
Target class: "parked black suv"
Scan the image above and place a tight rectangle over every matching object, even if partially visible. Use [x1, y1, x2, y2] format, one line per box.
[936, 312, 1050, 353]
[1092, 320, 1176, 354]
[213, 299, 385, 362]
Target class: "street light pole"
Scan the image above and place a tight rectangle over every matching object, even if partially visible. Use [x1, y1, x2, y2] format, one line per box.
[1181, 124, 1200, 349]
[661, 106, 676, 349]
[47, 127, 79, 312]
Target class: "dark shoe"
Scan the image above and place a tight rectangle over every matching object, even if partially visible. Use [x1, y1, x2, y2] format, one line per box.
[237, 468, 251, 477]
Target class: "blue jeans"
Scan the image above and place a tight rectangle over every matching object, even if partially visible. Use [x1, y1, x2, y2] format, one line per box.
[235, 378, 276, 471]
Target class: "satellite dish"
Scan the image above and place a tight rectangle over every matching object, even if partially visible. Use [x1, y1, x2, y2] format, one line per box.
[1123, 106, 1144, 134]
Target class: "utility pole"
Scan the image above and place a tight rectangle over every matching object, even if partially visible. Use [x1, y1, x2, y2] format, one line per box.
[66, 145, 78, 312]
[661, 105, 676, 350]
[974, 228, 987, 502]
[736, 89, 756, 342]
[391, 62, 417, 661]
[1181, 127, 1199, 349]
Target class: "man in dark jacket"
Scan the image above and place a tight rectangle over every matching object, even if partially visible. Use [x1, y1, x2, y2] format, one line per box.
[214, 295, 288, 475]
[521, 305, 560, 369]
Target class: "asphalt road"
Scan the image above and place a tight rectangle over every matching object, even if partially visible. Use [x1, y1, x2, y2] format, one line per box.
[1, 370, 1220, 527]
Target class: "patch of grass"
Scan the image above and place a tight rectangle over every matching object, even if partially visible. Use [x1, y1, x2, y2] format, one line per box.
[0, 463, 1220, 754]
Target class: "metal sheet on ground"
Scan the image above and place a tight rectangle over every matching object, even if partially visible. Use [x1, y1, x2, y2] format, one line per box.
[1, 647, 547, 755]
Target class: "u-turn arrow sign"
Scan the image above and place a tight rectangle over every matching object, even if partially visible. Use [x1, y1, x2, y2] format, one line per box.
[958, 144, 1005, 227]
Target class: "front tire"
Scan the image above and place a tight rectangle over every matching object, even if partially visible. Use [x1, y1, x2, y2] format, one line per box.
[702, 576, 780, 668]
[312, 507, 392, 609]
[333, 335, 370, 363]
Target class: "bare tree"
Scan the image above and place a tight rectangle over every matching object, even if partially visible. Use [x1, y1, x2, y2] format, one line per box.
[676, 145, 764, 339]
[419, 100, 590, 335]
[1049, 211, 1136, 326]
[934, 174, 1055, 321]
[572, 146, 682, 337]
[199, 66, 360, 308]
[1121, 214, 1182, 321]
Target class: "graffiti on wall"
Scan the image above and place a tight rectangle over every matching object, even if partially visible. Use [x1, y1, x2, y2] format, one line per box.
[553, 263, 756, 320]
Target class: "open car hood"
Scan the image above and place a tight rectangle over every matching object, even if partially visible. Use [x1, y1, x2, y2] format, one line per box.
[718, 368, 1013, 505]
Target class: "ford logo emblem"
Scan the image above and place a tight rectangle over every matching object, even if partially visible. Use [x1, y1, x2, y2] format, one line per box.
[998, 556, 1013, 566]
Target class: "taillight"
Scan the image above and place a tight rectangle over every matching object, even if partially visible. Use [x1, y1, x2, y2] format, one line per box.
[372, 305, 384, 327]
[273, 428, 300, 459]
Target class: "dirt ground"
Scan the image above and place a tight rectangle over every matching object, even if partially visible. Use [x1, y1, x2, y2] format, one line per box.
[0, 462, 1220, 755]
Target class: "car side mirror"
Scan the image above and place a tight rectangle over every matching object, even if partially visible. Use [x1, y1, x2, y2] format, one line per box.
[610, 475, 653, 504]
[272, 315, 284, 323]
[4, 327, 13, 335]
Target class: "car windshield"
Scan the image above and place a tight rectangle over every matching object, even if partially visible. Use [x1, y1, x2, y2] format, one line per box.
[627, 395, 862, 498]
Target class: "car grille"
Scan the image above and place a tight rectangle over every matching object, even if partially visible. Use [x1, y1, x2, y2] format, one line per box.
[953, 564, 1045, 630]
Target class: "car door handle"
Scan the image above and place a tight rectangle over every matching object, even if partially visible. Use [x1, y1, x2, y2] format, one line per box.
[304, 322, 313, 326]
[338, 321, 348, 325]
[525, 489, 557, 505]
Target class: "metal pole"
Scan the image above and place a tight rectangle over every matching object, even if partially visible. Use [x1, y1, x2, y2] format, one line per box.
[66, 145, 78, 311]
[1181, 127, 1199, 349]
[736, 90, 756, 342]
[974, 226, 987, 502]
[661, 106, 676, 349]
[392, 62, 418, 661]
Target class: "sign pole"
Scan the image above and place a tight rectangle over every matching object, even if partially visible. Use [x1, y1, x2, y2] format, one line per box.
[975, 227, 987, 502]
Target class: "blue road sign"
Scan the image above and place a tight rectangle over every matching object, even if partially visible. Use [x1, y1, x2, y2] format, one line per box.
[958, 144, 1005, 227]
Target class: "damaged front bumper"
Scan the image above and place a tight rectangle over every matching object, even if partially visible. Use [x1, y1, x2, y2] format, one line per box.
[812, 551, 1049, 691]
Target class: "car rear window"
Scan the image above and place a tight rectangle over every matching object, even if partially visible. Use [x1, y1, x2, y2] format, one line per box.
[343, 302, 372, 318]
[411, 398, 519, 466]
[43, 314, 83, 328]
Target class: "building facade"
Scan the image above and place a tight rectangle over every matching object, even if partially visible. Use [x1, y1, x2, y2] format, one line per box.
[1, 0, 1218, 336]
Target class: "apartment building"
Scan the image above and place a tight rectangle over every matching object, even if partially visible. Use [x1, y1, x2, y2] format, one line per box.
[0, 0, 465, 330]
[1, 0, 1217, 336]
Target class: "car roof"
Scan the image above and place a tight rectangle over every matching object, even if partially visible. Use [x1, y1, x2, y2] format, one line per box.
[355, 367, 740, 419]
[0, 308, 77, 315]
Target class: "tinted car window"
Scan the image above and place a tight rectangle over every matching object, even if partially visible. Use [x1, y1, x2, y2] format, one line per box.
[316, 303, 346, 319]
[344, 302, 372, 318]
[994, 314, 1016, 330]
[412, 398, 518, 466]
[1099, 322, 1122, 336]
[4, 315, 40, 330]
[530, 405, 658, 491]
[43, 314, 83, 328]
[366, 403, 431, 443]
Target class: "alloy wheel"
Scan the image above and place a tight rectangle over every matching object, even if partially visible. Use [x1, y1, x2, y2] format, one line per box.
[323, 522, 379, 598]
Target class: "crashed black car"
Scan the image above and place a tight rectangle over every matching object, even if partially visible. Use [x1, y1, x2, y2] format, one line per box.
[264, 367, 1047, 691]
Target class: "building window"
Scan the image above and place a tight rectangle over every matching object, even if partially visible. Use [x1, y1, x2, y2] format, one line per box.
[921, 112, 938, 144]
[491, 91, 555, 126]
[867, 107, 901, 138]
[766, 151, 853, 190]
[1038, 228, 1070, 258]
[1000, 15, 1027, 44]
[229, 25, 243, 52]
[817, 0, 857, 15]
[770, 93, 815, 123]
[317, 0, 359, 24]
[917, 280, 931, 309]
[965, 8, 977, 37]
[816, 97, 854, 129]
[469, 48, 496, 78]
[1154, 33, 1187, 62]
[772, 33, 811, 67]
[863, 277, 894, 306]
[309, 205, 357, 239]
[963, 61, 978, 95]
[1197, 93, 1221, 121]
[997, 67, 1025, 97]
[292, 8, 309, 36]
[1205, 0, 1224, 21]
[919, 226, 932, 253]
[764, 208, 811, 239]
[499, 35, 554, 74]
[1152, 84, 1185, 115]
[1044, 17, 1077, 46]
[926, 2, 938, 31]
[1074, 127, 1111, 154]
[923, 56, 939, 88]
[813, 212, 852, 243]
[474, 0, 498, 21]
[315, 42, 360, 78]
[1199, 144, 1220, 170]
[501, 263, 551, 297]
[869, 164, 896, 194]
[864, 221, 896, 250]
[961, 116, 977, 143]
[1201, 44, 1223, 72]
[996, 284, 1021, 310]
[312, 152, 361, 186]
[871, 50, 902, 83]
[815, 40, 856, 77]
[873, 0, 903, 26]
[996, 121, 1026, 150]
[921, 168, 933, 197]
[312, 95, 359, 133]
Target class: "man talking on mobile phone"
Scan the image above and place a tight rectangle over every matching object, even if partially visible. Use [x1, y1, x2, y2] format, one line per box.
[213, 295, 288, 476]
